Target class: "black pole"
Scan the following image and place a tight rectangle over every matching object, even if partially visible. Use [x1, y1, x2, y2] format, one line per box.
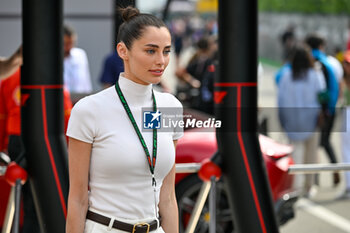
[114, 0, 135, 48]
[215, 0, 279, 232]
[22, 0, 68, 232]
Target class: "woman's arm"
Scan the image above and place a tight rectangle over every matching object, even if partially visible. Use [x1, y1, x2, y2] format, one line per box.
[0, 46, 22, 80]
[66, 137, 92, 233]
[158, 140, 179, 233]
[175, 67, 200, 88]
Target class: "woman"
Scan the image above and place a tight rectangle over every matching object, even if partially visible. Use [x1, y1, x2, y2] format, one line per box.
[66, 7, 182, 233]
[278, 43, 325, 195]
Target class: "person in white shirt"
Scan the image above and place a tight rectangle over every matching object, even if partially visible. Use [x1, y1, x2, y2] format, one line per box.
[64, 25, 92, 93]
[66, 7, 182, 233]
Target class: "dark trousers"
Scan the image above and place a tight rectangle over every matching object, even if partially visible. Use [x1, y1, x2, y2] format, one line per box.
[8, 135, 41, 233]
[320, 113, 337, 163]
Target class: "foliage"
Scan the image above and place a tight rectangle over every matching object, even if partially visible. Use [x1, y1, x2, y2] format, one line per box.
[259, 0, 350, 14]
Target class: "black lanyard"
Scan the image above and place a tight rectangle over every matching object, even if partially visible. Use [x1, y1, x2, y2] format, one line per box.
[115, 82, 157, 187]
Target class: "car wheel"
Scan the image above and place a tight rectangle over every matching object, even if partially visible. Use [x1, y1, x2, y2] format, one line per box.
[176, 174, 234, 233]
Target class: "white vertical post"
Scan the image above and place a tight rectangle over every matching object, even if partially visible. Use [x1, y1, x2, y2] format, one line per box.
[1, 186, 15, 233]
[185, 181, 211, 233]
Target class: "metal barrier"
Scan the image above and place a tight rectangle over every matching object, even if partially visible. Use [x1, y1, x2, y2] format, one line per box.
[288, 163, 350, 174]
[176, 163, 201, 174]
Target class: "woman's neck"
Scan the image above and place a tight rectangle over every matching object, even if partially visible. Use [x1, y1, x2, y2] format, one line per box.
[118, 73, 152, 97]
[123, 63, 150, 86]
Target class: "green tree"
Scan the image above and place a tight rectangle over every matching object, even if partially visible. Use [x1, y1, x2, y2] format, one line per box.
[259, 0, 350, 14]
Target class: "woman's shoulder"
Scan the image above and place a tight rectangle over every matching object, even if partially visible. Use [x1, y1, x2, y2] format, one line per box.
[154, 91, 183, 108]
[73, 87, 115, 111]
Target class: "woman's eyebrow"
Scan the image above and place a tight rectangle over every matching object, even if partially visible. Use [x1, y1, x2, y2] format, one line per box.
[145, 44, 159, 48]
[144, 44, 172, 49]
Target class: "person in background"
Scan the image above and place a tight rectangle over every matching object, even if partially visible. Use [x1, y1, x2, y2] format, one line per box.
[280, 24, 296, 62]
[278, 43, 325, 196]
[171, 18, 186, 68]
[197, 60, 216, 115]
[305, 34, 340, 185]
[0, 45, 22, 81]
[99, 52, 124, 88]
[340, 51, 350, 198]
[64, 25, 92, 93]
[276, 25, 297, 86]
[175, 36, 217, 111]
[0, 68, 72, 233]
[328, 50, 344, 84]
[275, 25, 297, 86]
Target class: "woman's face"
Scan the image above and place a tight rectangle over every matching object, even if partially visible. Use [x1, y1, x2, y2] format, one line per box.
[118, 26, 171, 85]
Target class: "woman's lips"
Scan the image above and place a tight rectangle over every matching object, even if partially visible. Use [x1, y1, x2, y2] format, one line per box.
[149, 69, 164, 76]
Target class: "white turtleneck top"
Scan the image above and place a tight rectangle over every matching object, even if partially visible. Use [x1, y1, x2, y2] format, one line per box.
[67, 74, 183, 220]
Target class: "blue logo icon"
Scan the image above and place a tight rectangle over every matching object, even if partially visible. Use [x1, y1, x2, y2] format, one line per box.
[143, 110, 161, 129]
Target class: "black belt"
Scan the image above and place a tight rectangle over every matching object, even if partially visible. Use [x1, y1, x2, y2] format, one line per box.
[86, 210, 159, 233]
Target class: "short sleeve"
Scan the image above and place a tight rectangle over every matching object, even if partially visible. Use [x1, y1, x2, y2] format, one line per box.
[66, 97, 95, 143]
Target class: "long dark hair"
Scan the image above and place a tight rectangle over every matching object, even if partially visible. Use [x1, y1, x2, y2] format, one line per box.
[291, 43, 314, 80]
[117, 6, 168, 49]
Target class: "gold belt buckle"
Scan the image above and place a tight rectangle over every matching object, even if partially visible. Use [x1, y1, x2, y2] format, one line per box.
[132, 222, 150, 233]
